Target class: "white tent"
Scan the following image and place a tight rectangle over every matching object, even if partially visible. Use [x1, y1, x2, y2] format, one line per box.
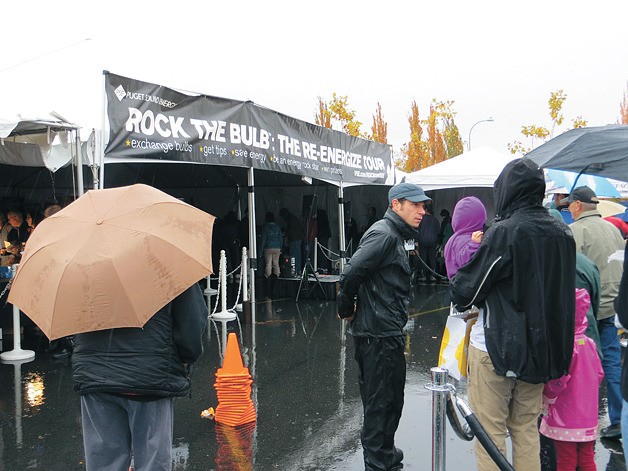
[404, 146, 518, 190]
[402, 146, 518, 221]
[0, 115, 81, 171]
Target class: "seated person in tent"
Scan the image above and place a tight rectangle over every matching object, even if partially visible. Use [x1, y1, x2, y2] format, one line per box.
[0, 209, 29, 265]
[25, 209, 44, 236]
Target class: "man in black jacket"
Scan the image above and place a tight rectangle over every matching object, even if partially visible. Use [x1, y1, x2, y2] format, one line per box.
[450, 159, 575, 471]
[337, 182, 430, 471]
[72, 282, 207, 471]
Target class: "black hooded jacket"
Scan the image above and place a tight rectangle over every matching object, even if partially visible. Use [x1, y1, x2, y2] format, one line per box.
[337, 208, 416, 337]
[450, 158, 576, 384]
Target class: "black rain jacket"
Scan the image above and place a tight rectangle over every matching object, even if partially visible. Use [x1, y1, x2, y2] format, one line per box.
[72, 283, 208, 397]
[337, 208, 416, 337]
[450, 158, 575, 384]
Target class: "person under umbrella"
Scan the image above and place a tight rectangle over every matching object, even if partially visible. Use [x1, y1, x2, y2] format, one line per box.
[8, 184, 214, 470]
[72, 284, 207, 471]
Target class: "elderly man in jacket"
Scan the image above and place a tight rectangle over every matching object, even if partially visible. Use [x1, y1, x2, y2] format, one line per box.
[565, 185, 625, 439]
[450, 159, 576, 471]
[72, 282, 208, 471]
[337, 182, 430, 471]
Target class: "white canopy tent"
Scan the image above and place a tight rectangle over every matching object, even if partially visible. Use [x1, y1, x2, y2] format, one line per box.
[403, 146, 519, 220]
[404, 146, 518, 191]
[0, 115, 81, 172]
[0, 115, 90, 211]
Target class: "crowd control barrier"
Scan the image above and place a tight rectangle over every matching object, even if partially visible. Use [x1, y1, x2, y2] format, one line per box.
[425, 367, 514, 471]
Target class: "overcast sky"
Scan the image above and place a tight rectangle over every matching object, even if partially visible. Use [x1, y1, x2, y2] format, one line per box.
[2, 1, 627, 157]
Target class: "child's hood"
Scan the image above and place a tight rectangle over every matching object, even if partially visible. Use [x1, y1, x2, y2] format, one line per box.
[451, 196, 487, 234]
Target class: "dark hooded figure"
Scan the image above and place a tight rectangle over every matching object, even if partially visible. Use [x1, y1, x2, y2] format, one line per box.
[450, 158, 576, 471]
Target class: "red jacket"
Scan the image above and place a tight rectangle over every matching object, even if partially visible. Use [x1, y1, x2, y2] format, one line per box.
[604, 216, 628, 239]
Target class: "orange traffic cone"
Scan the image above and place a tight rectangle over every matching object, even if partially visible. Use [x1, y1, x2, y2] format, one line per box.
[214, 333, 257, 427]
[217, 332, 248, 376]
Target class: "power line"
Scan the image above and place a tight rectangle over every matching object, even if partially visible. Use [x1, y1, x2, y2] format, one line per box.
[0, 38, 91, 73]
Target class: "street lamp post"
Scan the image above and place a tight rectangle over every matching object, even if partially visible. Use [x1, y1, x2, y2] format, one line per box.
[468, 118, 494, 151]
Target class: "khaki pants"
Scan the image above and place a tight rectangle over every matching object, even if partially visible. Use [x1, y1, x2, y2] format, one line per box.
[467, 345, 543, 471]
[264, 248, 281, 277]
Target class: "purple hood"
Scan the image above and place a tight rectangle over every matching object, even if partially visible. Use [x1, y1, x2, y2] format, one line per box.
[444, 196, 487, 279]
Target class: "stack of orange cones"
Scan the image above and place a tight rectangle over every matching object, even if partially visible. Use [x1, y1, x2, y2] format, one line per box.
[214, 332, 257, 427]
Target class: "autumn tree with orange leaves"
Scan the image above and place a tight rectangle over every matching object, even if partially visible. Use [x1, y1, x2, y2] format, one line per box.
[315, 93, 368, 139]
[314, 97, 331, 128]
[399, 99, 464, 172]
[371, 102, 387, 144]
[620, 83, 628, 125]
[399, 100, 427, 172]
[314, 95, 464, 172]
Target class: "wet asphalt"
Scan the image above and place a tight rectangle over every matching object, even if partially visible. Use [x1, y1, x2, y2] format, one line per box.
[0, 282, 625, 470]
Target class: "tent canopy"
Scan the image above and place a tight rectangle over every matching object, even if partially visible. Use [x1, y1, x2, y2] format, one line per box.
[0, 116, 79, 138]
[0, 115, 80, 171]
[404, 146, 518, 191]
[0, 115, 86, 212]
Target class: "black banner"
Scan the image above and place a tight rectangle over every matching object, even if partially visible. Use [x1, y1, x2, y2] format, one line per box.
[104, 72, 391, 185]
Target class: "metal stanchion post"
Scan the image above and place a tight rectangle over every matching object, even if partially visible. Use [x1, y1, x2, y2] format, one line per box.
[426, 365, 515, 471]
[428, 367, 448, 471]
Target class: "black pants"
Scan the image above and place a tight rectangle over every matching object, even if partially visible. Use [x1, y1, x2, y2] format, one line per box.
[418, 245, 437, 278]
[354, 335, 406, 471]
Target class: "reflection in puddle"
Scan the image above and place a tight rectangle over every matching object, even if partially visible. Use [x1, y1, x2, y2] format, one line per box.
[24, 372, 45, 407]
[215, 422, 256, 471]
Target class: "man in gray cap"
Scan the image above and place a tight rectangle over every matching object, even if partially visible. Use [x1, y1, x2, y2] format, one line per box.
[566, 185, 625, 439]
[337, 182, 430, 471]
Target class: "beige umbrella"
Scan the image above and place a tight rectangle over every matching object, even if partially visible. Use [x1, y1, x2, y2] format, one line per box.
[8, 184, 215, 340]
[597, 199, 627, 219]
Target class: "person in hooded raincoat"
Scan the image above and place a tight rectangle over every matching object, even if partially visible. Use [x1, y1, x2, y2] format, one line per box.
[450, 158, 576, 471]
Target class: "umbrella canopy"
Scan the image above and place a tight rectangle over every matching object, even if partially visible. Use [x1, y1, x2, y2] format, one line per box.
[8, 184, 215, 340]
[597, 199, 627, 219]
[544, 168, 621, 198]
[526, 125, 628, 183]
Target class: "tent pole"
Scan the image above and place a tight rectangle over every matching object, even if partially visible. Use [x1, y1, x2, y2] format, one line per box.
[247, 167, 257, 310]
[338, 182, 346, 274]
[99, 71, 107, 189]
[75, 130, 84, 197]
